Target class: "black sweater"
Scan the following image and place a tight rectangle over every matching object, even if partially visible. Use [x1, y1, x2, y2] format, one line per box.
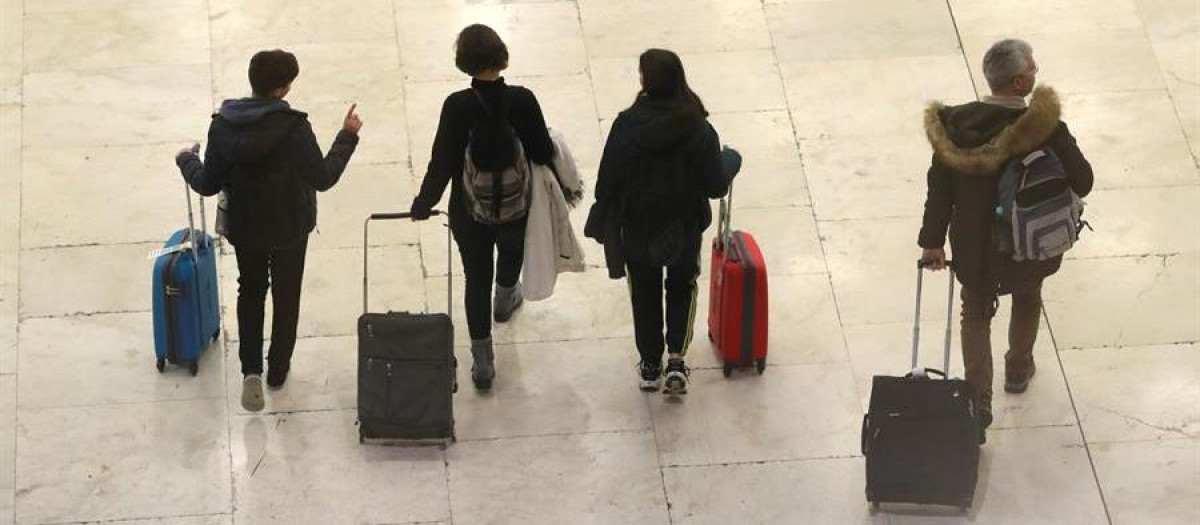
[411, 77, 555, 225]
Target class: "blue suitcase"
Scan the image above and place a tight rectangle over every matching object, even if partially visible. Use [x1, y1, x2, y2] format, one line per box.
[152, 181, 220, 375]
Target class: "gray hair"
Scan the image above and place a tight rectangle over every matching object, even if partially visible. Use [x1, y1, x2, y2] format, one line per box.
[982, 39, 1033, 92]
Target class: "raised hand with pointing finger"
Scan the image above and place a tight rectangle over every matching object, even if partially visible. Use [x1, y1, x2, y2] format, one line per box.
[343, 103, 363, 134]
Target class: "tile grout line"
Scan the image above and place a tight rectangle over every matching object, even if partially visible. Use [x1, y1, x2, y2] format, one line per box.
[756, 0, 866, 413]
[1043, 310, 1114, 524]
[199, 0, 238, 521]
[943, 0, 982, 99]
[1128, 4, 1200, 169]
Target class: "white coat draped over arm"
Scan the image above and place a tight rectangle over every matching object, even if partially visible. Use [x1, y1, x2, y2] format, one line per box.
[523, 128, 586, 301]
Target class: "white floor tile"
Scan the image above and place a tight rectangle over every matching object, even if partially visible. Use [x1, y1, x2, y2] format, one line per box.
[768, 0, 960, 63]
[22, 66, 213, 150]
[592, 50, 787, 118]
[1061, 343, 1200, 443]
[1043, 253, 1200, 349]
[801, 134, 931, 221]
[820, 216, 956, 326]
[305, 163, 419, 251]
[453, 338, 650, 440]
[0, 0, 20, 105]
[950, 0, 1143, 37]
[446, 431, 668, 525]
[782, 55, 976, 140]
[18, 313, 225, 409]
[209, 0, 395, 49]
[20, 242, 163, 318]
[1092, 438, 1200, 525]
[303, 99, 411, 167]
[15, 400, 231, 524]
[650, 363, 862, 466]
[579, 0, 771, 58]
[1067, 185, 1200, 258]
[231, 410, 448, 524]
[23, 2, 209, 73]
[701, 206, 825, 277]
[665, 458, 887, 525]
[707, 111, 810, 209]
[1066, 90, 1198, 190]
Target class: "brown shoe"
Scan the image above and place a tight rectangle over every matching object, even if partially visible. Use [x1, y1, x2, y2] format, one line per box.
[1004, 362, 1037, 394]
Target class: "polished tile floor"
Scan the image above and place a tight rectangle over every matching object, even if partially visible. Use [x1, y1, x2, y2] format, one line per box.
[1, 1, 1198, 524]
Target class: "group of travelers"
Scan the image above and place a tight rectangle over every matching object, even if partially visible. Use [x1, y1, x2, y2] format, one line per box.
[174, 24, 1092, 444]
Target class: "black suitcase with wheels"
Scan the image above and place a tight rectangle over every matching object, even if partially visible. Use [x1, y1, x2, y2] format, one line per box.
[358, 211, 456, 445]
[863, 261, 980, 511]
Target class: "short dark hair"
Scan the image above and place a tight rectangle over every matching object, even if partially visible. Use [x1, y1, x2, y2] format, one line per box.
[455, 24, 508, 76]
[248, 49, 299, 97]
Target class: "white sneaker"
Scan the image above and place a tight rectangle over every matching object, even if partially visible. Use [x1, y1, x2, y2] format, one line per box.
[242, 374, 265, 412]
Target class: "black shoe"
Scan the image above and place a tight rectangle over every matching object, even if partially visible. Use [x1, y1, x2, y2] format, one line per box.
[638, 361, 662, 392]
[266, 366, 289, 390]
[977, 401, 993, 445]
[1004, 363, 1037, 394]
[663, 359, 690, 396]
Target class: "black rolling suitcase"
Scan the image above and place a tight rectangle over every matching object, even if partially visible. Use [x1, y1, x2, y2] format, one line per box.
[863, 261, 980, 512]
[358, 211, 456, 445]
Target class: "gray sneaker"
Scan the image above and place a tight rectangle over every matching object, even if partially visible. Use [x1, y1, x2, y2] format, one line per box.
[242, 374, 265, 412]
[493, 283, 524, 323]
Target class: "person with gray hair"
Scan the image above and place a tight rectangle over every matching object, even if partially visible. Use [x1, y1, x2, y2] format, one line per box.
[916, 39, 1094, 442]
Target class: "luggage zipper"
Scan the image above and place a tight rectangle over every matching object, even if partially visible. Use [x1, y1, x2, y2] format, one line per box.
[733, 233, 757, 365]
[162, 229, 191, 364]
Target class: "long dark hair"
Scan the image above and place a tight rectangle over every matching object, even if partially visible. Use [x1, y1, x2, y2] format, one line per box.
[635, 49, 708, 118]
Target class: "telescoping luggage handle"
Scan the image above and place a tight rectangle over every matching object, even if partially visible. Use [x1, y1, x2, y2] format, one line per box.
[717, 178, 736, 253]
[362, 212, 452, 316]
[912, 259, 956, 377]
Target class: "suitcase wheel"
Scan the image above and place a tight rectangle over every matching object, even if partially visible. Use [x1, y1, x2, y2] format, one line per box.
[870, 501, 880, 512]
[212, 328, 221, 342]
[155, 358, 166, 373]
[722, 363, 734, 378]
[707, 331, 713, 342]
[189, 361, 199, 376]
[755, 358, 767, 375]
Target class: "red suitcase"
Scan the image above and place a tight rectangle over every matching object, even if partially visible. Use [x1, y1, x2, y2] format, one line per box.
[708, 185, 768, 377]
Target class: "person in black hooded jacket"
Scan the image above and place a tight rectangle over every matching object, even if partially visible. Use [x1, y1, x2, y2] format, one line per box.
[588, 49, 741, 396]
[919, 39, 1092, 438]
[174, 49, 362, 412]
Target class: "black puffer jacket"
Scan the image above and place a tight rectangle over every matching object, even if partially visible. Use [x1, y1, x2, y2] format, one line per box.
[177, 98, 358, 250]
[588, 96, 736, 278]
[919, 86, 1094, 292]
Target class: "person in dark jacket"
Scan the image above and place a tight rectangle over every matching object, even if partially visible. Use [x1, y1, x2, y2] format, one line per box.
[174, 49, 362, 412]
[588, 49, 741, 396]
[918, 39, 1093, 436]
[410, 24, 554, 390]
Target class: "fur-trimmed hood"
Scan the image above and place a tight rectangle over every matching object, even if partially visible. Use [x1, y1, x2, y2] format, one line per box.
[924, 86, 1061, 175]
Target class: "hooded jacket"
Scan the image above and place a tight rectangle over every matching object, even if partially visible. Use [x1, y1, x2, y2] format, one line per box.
[919, 86, 1094, 291]
[177, 98, 359, 250]
[587, 96, 736, 278]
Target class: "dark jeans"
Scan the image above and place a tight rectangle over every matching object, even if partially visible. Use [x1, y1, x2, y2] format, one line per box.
[626, 235, 702, 365]
[234, 236, 309, 376]
[452, 217, 526, 341]
[960, 281, 1043, 403]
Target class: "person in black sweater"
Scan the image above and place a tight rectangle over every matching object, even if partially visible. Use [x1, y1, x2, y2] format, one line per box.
[410, 24, 554, 390]
[174, 49, 362, 412]
[587, 49, 741, 396]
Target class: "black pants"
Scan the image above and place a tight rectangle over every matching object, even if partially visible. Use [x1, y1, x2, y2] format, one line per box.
[626, 235, 702, 365]
[234, 236, 309, 375]
[452, 217, 526, 341]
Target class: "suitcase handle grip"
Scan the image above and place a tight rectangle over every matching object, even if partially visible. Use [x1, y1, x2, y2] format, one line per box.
[861, 414, 871, 455]
[362, 211, 451, 316]
[905, 368, 948, 379]
[912, 259, 955, 374]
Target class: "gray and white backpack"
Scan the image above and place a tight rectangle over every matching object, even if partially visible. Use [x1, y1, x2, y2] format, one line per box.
[994, 148, 1087, 261]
